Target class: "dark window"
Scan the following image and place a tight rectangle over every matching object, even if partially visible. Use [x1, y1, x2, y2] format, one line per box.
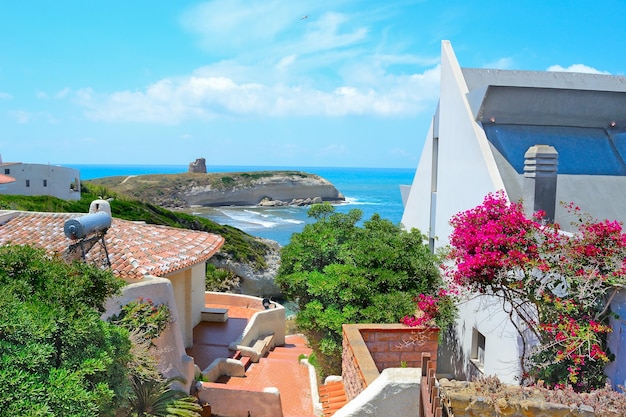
[43, 179, 48, 187]
[4, 169, 9, 175]
[483, 124, 626, 175]
[25, 180, 30, 187]
[471, 328, 486, 372]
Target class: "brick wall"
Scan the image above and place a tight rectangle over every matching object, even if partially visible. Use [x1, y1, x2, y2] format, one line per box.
[342, 324, 439, 401]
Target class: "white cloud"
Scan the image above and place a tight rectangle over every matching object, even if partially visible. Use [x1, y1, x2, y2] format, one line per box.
[389, 147, 412, 158]
[276, 54, 297, 71]
[55, 88, 70, 98]
[180, 0, 304, 52]
[76, 88, 93, 101]
[0, 92, 12, 100]
[7, 109, 58, 124]
[36, 87, 71, 99]
[317, 143, 348, 157]
[547, 64, 611, 75]
[73, 1, 441, 124]
[8, 110, 32, 123]
[301, 11, 368, 54]
[483, 57, 514, 70]
[76, 63, 440, 123]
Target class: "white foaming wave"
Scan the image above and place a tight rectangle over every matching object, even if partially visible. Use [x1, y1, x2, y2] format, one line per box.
[244, 209, 305, 224]
[219, 209, 279, 228]
[284, 218, 305, 224]
[216, 208, 306, 229]
[344, 196, 379, 206]
[244, 209, 270, 218]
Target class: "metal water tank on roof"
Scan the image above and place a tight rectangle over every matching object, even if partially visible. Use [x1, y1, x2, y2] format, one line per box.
[64, 210, 112, 240]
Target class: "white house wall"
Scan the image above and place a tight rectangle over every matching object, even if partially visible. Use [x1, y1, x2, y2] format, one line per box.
[432, 41, 506, 245]
[102, 277, 195, 392]
[402, 41, 525, 383]
[190, 263, 207, 328]
[167, 263, 207, 348]
[400, 120, 434, 235]
[0, 163, 80, 200]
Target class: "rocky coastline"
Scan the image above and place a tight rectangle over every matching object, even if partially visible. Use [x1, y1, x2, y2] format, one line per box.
[85, 165, 345, 296]
[86, 170, 345, 210]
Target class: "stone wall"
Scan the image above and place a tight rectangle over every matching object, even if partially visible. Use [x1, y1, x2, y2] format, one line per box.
[341, 324, 439, 402]
[439, 379, 597, 417]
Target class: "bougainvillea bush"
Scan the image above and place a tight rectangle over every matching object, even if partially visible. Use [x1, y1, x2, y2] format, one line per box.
[445, 191, 626, 391]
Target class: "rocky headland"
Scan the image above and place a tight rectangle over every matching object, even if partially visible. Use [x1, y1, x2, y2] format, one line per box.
[85, 170, 344, 296]
[86, 170, 345, 209]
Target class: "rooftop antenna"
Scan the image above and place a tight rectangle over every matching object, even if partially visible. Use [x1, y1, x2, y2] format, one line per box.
[63, 199, 113, 267]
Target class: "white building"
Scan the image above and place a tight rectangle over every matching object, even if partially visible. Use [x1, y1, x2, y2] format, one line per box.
[401, 41, 626, 386]
[0, 160, 81, 200]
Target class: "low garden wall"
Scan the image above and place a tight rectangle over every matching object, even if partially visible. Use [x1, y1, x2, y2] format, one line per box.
[197, 383, 283, 417]
[439, 379, 601, 417]
[341, 324, 439, 401]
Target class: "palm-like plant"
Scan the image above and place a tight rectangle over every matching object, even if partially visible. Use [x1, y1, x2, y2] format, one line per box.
[126, 375, 203, 417]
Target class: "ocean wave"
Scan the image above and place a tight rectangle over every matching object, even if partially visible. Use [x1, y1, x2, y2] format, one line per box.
[220, 210, 279, 228]
[214, 208, 306, 229]
[344, 196, 380, 206]
[284, 218, 305, 225]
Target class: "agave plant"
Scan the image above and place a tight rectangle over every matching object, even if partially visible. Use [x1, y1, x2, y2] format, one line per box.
[126, 375, 203, 417]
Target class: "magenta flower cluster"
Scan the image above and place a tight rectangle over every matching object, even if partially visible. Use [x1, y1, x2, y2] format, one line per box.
[445, 191, 626, 391]
[401, 292, 445, 327]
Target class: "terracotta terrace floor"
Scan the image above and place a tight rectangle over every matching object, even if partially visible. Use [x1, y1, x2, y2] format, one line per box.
[186, 303, 317, 417]
[186, 303, 258, 370]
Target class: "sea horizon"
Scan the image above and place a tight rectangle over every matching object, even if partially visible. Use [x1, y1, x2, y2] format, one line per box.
[65, 164, 416, 246]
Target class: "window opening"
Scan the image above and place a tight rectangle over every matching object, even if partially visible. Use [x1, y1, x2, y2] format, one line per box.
[471, 328, 486, 372]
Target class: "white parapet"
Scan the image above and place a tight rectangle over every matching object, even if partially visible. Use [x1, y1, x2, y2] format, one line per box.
[333, 368, 422, 417]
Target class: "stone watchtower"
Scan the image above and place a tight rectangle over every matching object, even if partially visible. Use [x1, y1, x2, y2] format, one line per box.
[188, 158, 207, 174]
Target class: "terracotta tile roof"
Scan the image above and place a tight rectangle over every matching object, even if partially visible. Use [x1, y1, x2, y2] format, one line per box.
[0, 211, 225, 280]
[319, 380, 348, 416]
[0, 174, 15, 184]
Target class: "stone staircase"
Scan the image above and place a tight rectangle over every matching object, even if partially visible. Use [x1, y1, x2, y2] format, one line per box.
[207, 335, 316, 416]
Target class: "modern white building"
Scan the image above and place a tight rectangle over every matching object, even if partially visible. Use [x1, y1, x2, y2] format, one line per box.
[401, 41, 626, 385]
[0, 160, 81, 200]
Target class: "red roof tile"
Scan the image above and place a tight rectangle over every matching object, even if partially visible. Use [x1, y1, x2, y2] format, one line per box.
[0, 174, 15, 184]
[0, 211, 225, 280]
[319, 381, 348, 416]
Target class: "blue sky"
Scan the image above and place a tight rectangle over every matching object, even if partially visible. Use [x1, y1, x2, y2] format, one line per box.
[1, 1, 625, 168]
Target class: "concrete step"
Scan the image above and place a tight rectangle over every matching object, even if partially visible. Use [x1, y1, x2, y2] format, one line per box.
[270, 347, 311, 356]
[266, 350, 304, 359]
[260, 357, 302, 365]
[232, 350, 253, 370]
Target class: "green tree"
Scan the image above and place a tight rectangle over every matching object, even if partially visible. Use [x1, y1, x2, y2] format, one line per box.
[276, 203, 451, 375]
[0, 245, 130, 416]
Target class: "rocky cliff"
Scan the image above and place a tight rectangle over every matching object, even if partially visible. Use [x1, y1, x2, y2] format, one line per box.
[185, 172, 343, 206]
[86, 170, 345, 209]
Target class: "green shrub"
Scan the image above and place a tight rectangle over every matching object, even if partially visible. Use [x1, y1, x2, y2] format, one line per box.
[276, 204, 453, 376]
[0, 245, 130, 416]
[109, 298, 171, 344]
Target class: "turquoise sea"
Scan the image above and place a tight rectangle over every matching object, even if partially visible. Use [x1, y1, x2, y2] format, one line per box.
[66, 165, 415, 246]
